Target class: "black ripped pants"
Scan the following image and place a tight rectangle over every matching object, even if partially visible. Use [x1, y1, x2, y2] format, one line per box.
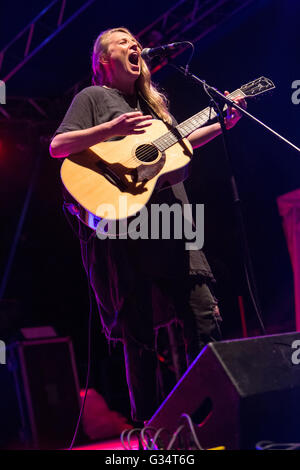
[120, 276, 222, 423]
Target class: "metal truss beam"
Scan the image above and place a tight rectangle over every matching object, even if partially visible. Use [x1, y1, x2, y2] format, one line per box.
[137, 0, 256, 74]
[0, 0, 96, 82]
[0, 0, 256, 121]
[0, 94, 73, 122]
[58, 0, 257, 105]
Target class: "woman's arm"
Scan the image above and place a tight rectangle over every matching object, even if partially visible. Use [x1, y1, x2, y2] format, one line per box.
[187, 122, 222, 149]
[50, 122, 113, 158]
[50, 111, 153, 158]
[187, 92, 247, 149]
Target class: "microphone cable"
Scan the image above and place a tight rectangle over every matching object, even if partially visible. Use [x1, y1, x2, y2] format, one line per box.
[62, 203, 96, 450]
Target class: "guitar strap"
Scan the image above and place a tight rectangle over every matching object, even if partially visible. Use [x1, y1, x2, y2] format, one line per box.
[137, 91, 175, 128]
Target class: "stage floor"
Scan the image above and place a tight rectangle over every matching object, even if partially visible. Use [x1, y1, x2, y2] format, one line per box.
[73, 436, 139, 450]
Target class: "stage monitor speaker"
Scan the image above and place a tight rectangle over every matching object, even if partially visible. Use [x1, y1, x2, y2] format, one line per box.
[147, 332, 300, 450]
[0, 336, 81, 449]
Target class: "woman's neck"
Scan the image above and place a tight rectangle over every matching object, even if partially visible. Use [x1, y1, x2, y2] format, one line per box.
[105, 78, 136, 97]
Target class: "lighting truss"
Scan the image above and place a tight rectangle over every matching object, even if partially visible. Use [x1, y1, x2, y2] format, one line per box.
[0, 0, 256, 120]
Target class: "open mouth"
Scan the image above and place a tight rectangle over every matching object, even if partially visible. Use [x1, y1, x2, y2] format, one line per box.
[128, 52, 139, 66]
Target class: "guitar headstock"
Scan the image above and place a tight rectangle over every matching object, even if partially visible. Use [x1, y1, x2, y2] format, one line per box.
[238, 77, 275, 98]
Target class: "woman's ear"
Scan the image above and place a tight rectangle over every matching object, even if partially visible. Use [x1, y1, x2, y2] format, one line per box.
[99, 53, 109, 64]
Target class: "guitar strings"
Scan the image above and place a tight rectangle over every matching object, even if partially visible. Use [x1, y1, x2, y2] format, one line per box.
[120, 112, 207, 166]
[119, 90, 241, 167]
[120, 105, 213, 166]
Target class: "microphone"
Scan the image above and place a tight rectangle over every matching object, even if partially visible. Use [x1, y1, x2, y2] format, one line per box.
[141, 42, 185, 60]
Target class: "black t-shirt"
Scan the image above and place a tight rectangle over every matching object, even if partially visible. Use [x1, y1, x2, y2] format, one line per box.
[54, 85, 214, 332]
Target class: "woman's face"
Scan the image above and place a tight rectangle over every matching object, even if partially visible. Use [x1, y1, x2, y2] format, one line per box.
[102, 31, 142, 86]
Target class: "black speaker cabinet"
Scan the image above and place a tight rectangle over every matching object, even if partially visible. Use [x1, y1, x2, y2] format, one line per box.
[147, 332, 300, 450]
[0, 336, 81, 449]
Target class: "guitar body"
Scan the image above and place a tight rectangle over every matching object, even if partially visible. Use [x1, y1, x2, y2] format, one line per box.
[61, 119, 193, 227]
[60, 77, 275, 229]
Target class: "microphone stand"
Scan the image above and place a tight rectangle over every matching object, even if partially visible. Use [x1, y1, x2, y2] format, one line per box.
[173, 65, 300, 153]
[170, 65, 300, 336]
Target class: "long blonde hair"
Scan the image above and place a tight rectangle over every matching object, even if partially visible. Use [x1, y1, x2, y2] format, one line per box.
[92, 27, 172, 125]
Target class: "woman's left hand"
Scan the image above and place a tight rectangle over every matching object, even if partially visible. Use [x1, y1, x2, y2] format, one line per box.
[224, 90, 247, 130]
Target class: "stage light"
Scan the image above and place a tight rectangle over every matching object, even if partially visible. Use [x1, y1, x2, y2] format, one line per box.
[0, 139, 4, 158]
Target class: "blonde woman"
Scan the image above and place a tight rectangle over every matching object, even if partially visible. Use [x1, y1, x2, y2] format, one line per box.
[50, 27, 245, 424]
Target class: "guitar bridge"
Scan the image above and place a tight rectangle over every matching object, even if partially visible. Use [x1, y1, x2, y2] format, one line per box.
[130, 168, 148, 184]
[96, 160, 128, 192]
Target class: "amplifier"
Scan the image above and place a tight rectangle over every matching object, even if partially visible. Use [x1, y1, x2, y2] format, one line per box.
[0, 335, 81, 449]
[147, 332, 300, 449]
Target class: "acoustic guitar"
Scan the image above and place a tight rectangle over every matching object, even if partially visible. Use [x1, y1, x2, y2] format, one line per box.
[61, 77, 275, 230]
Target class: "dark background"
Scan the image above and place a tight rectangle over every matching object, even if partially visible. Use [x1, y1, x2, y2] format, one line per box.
[0, 0, 299, 419]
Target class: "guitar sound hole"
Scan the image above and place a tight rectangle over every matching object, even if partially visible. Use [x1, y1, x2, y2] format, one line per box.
[135, 144, 159, 163]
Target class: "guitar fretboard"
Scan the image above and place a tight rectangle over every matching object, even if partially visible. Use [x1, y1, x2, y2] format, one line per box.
[154, 89, 243, 152]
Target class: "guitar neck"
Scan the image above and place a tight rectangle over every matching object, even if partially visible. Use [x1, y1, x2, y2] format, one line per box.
[154, 88, 244, 152]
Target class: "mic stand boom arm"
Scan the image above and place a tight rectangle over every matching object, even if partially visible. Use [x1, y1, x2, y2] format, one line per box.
[169, 64, 300, 336]
[174, 65, 300, 153]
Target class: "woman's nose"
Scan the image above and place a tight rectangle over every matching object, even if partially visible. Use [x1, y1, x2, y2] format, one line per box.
[130, 42, 138, 50]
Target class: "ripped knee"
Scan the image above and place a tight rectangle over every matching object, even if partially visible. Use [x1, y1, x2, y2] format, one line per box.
[212, 304, 222, 321]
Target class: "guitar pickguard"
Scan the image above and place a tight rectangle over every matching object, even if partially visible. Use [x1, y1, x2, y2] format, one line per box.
[132, 152, 166, 183]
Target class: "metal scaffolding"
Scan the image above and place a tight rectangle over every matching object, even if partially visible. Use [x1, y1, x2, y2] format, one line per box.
[0, 0, 96, 82]
[63, 0, 256, 105]
[0, 0, 96, 119]
[137, 0, 256, 73]
[0, 0, 256, 120]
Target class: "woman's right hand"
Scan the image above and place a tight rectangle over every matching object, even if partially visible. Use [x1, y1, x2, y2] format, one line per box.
[108, 112, 153, 137]
[50, 112, 153, 158]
